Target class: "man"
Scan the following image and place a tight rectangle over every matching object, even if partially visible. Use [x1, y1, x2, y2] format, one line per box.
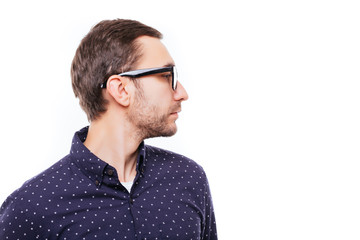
[0, 19, 217, 239]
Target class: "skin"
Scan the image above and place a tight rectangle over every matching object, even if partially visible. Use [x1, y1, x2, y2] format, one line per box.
[84, 36, 189, 182]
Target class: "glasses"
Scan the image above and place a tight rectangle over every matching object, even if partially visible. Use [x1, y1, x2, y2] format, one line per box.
[100, 66, 178, 90]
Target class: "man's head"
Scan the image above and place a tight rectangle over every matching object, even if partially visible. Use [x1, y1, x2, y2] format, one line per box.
[71, 19, 162, 121]
[71, 19, 188, 139]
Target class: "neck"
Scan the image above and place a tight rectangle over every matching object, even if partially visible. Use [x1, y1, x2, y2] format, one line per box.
[83, 115, 142, 182]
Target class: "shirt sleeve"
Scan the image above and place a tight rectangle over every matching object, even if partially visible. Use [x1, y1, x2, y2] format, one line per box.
[202, 173, 218, 240]
[0, 194, 38, 239]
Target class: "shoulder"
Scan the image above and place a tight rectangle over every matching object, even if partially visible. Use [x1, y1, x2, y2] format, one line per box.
[21, 154, 72, 191]
[0, 155, 74, 238]
[0, 155, 72, 213]
[145, 145, 202, 166]
[144, 144, 207, 179]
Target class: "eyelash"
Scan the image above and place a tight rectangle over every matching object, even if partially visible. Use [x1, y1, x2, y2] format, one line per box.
[162, 73, 172, 80]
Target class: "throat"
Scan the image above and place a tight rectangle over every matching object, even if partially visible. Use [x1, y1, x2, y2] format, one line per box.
[83, 122, 142, 183]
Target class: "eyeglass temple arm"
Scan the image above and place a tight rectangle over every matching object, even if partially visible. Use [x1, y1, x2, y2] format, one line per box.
[101, 66, 174, 89]
[119, 67, 173, 78]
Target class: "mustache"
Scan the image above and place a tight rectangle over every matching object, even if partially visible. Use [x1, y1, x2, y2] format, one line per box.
[170, 103, 182, 113]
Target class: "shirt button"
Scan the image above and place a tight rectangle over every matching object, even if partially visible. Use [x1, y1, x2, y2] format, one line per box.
[107, 169, 114, 176]
[95, 180, 100, 186]
[129, 198, 134, 204]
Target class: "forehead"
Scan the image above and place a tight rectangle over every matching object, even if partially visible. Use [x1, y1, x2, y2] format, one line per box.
[135, 36, 175, 68]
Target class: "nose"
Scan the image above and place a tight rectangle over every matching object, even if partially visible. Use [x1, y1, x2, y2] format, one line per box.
[174, 81, 189, 101]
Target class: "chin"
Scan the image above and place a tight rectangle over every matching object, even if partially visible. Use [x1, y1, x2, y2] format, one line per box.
[143, 123, 177, 140]
[160, 124, 178, 137]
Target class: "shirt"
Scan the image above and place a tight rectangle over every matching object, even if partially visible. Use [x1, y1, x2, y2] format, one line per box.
[0, 127, 217, 240]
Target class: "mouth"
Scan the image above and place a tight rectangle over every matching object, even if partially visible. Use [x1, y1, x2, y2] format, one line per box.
[170, 104, 181, 114]
[170, 109, 181, 114]
[170, 103, 182, 118]
[170, 109, 181, 118]
[170, 112, 179, 117]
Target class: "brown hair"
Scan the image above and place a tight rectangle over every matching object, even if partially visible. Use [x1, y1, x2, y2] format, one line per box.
[71, 19, 162, 121]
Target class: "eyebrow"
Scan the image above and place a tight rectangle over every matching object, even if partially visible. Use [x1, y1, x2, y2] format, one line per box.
[163, 63, 175, 68]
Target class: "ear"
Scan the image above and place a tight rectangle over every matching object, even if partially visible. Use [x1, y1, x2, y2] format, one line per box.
[106, 75, 130, 107]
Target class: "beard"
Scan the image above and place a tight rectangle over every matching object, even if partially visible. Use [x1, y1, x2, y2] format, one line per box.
[127, 88, 179, 140]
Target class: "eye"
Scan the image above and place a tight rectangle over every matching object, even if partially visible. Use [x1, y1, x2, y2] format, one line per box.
[162, 73, 172, 81]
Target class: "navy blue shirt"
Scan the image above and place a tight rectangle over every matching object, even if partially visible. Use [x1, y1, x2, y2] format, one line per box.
[0, 127, 217, 239]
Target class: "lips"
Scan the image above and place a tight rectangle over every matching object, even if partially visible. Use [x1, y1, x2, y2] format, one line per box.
[170, 104, 181, 115]
[171, 110, 181, 115]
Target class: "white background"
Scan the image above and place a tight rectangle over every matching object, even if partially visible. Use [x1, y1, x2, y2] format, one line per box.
[1, 0, 359, 239]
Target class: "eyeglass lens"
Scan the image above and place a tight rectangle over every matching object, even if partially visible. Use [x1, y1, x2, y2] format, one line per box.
[173, 66, 178, 90]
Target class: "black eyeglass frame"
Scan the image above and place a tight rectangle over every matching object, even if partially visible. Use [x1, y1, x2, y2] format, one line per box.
[100, 66, 178, 90]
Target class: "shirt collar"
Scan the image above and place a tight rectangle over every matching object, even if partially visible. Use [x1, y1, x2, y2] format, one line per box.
[70, 126, 146, 187]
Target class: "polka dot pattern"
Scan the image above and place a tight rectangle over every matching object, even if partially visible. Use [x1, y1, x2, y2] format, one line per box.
[0, 127, 217, 239]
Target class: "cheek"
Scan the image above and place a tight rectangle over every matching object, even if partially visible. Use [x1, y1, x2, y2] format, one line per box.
[142, 80, 173, 105]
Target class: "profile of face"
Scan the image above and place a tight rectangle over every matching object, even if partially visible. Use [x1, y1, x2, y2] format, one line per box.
[127, 36, 189, 139]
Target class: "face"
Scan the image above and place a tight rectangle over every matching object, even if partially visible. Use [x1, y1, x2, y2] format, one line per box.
[127, 36, 189, 139]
